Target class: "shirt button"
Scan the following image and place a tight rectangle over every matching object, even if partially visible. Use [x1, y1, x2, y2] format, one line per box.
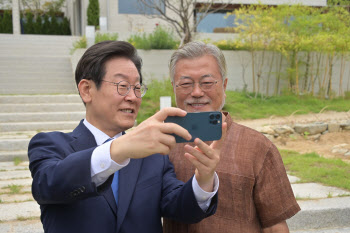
[100, 163, 105, 169]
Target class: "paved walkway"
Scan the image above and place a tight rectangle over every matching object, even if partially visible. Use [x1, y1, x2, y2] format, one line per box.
[0, 161, 349, 232]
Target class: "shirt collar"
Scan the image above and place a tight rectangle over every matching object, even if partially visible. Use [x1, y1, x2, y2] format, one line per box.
[83, 119, 122, 146]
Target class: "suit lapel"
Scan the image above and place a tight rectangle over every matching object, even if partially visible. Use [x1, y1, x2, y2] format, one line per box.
[116, 158, 143, 233]
[69, 121, 118, 217]
[70, 120, 97, 152]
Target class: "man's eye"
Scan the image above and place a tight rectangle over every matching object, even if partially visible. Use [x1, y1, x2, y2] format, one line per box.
[180, 83, 193, 88]
[201, 82, 214, 86]
[119, 85, 129, 89]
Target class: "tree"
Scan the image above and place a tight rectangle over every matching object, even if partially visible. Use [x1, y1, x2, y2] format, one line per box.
[87, 0, 99, 27]
[137, 0, 231, 45]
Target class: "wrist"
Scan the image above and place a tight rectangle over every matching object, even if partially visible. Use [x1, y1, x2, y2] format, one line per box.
[110, 137, 129, 163]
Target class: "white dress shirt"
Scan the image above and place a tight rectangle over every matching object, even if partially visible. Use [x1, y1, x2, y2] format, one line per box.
[84, 119, 219, 211]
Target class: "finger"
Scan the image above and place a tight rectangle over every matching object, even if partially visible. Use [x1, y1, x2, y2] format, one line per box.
[153, 107, 187, 122]
[161, 122, 192, 141]
[193, 138, 215, 159]
[158, 134, 176, 151]
[211, 122, 227, 150]
[184, 152, 207, 171]
[184, 144, 212, 167]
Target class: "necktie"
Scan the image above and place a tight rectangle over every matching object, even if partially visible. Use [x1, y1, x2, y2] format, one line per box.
[104, 138, 119, 205]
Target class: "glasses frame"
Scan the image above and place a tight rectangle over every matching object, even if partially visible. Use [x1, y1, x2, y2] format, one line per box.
[175, 80, 218, 93]
[101, 80, 148, 98]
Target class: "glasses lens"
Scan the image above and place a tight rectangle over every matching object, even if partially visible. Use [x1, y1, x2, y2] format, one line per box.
[117, 81, 130, 96]
[135, 84, 147, 98]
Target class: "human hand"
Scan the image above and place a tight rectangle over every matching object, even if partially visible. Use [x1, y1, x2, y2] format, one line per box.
[183, 122, 227, 192]
[110, 107, 192, 163]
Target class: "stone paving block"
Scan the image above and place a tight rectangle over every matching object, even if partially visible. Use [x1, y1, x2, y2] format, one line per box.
[0, 220, 43, 233]
[292, 183, 350, 199]
[0, 178, 32, 188]
[288, 175, 301, 183]
[0, 201, 40, 221]
[0, 170, 31, 180]
[0, 193, 34, 203]
[291, 227, 350, 233]
[0, 162, 29, 171]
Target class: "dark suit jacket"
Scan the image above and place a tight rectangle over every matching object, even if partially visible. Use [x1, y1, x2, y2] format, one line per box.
[28, 121, 217, 233]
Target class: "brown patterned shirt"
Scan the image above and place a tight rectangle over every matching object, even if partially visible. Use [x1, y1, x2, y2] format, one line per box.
[163, 113, 300, 233]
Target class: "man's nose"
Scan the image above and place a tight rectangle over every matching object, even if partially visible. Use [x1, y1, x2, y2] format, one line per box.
[124, 88, 138, 101]
[191, 83, 204, 97]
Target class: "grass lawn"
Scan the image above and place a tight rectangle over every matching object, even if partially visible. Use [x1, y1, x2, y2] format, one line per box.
[280, 150, 350, 191]
[137, 79, 350, 123]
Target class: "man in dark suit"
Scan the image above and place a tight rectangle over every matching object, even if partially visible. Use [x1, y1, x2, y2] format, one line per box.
[28, 41, 226, 233]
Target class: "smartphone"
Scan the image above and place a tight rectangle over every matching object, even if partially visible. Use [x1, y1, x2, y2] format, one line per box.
[164, 111, 222, 143]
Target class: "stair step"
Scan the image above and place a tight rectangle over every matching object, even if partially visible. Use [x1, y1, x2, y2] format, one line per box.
[0, 95, 81, 104]
[0, 103, 85, 113]
[0, 88, 77, 95]
[0, 112, 85, 122]
[0, 121, 80, 132]
[0, 139, 30, 151]
[0, 151, 28, 162]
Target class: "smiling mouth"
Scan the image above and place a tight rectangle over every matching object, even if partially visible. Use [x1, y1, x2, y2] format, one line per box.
[120, 109, 134, 113]
[188, 103, 207, 107]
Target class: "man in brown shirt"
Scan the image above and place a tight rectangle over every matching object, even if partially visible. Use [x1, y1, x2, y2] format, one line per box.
[163, 41, 300, 233]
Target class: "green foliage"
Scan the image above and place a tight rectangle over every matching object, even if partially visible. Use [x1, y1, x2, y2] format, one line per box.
[34, 14, 42, 34]
[87, 0, 99, 27]
[70, 36, 87, 54]
[281, 150, 350, 191]
[5, 184, 23, 194]
[13, 157, 22, 166]
[224, 91, 350, 120]
[128, 26, 179, 50]
[137, 79, 175, 123]
[95, 32, 118, 44]
[225, 4, 350, 98]
[135, 79, 350, 123]
[0, 10, 13, 33]
[22, 12, 71, 35]
[23, 12, 35, 34]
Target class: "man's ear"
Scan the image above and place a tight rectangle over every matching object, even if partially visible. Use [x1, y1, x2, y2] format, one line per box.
[78, 79, 93, 104]
[223, 78, 228, 99]
[223, 78, 228, 91]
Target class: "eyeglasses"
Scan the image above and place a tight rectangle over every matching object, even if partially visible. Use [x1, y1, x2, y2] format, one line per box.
[175, 80, 218, 94]
[102, 80, 148, 98]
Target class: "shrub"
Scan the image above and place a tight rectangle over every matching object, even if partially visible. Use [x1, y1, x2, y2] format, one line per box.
[34, 14, 43, 34]
[61, 17, 71, 35]
[148, 26, 178, 49]
[0, 10, 13, 33]
[95, 32, 118, 43]
[23, 12, 35, 34]
[71, 36, 87, 54]
[87, 0, 99, 27]
[128, 26, 179, 50]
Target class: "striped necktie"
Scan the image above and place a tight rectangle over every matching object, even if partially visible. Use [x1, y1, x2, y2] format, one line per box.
[104, 138, 119, 205]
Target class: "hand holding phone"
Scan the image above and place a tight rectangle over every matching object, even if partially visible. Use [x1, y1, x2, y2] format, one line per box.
[164, 111, 222, 143]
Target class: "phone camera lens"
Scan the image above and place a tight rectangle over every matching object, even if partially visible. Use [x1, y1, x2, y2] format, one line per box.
[215, 114, 220, 119]
[209, 114, 215, 119]
[211, 120, 218, 125]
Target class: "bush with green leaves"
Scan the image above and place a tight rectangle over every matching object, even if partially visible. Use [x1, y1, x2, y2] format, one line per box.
[71, 36, 87, 54]
[95, 32, 118, 44]
[22, 12, 71, 35]
[0, 10, 13, 33]
[128, 26, 179, 50]
[87, 0, 99, 27]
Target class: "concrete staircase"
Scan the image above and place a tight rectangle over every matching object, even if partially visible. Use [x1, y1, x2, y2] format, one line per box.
[0, 34, 85, 161]
[0, 34, 79, 94]
[0, 94, 85, 161]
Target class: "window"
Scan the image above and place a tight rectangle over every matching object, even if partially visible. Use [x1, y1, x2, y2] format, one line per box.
[118, 0, 165, 15]
[196, 11, 236, 33]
